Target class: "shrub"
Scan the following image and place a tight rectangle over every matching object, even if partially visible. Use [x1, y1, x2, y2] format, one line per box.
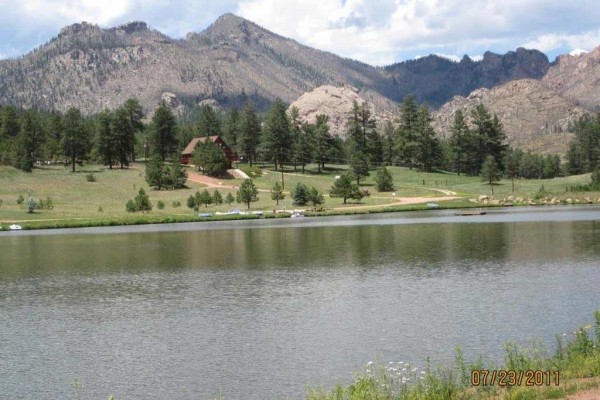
[291, 182, 309, 206]
[157, 200, 165, 210]
[38, 197, 54, 210]
[308, 186, 325, 207]
[0, 199, 3, 208]
[86, 173, 96, 182]
[197, 189, 213, 207]
[98, 206, 103, 213]
[172, 200, 181, 208]
[225, 192, 235, 205]
[212, 190, 223, 205]
[126, 188, 152, 213]
[375, 166, 395, 192]
[17, 194, 24, 205]
[187, 194, 198, 211]
[27, 197, 38, 213]
[126, 199, 136, 212]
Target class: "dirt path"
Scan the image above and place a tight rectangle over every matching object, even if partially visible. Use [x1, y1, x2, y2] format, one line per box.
[331, 196, 460, 211]
[186, 171, 239, 189]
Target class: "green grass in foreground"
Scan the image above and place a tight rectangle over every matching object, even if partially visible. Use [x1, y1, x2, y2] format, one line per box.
[307, 311, 600, 400]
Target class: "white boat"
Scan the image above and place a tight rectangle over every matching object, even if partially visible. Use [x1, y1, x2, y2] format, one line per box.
[291, 212, 305, 218]
[9, 224, 22, 230]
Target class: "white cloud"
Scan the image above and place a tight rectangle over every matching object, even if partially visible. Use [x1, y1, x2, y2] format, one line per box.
[1, 0, 600, 65]
[236, 0, 600, 65]
[522, 29, 600, 53]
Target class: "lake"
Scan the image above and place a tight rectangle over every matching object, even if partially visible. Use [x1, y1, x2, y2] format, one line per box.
[1, 206, 600, 399]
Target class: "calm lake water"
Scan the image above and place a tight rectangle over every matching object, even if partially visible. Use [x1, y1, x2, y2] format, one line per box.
[1, 206, 600, 399]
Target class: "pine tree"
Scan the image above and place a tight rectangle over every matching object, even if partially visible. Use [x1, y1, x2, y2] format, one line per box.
[122, 98, 144, 161]
[212, 189, 223, 205]
[480, 155, 502, 194]
[271, 181, 285, 205]
[225, 192, 235, 205]
[61, 107, 89, 172]
[314, 114, 332, 173]
[223, 107, 241, 150]
[150, 101, 177, 161]
[198, 189, 213, 207]
[198, 104, 222, 137]
[193, 139, 229, 177]
[112, 106, 133, 168]
[96, 109, 116, 169]
[238, 101, 261, 166]
[350, 150, 369, 185]
[470, 104, 507, 174]
[295, 123, 315, 173]
[133, 188, 152, 212]
[16, 110, 44, 172]
[382, 121, 395, 166]
[415, 105, 442, 172]
[330, 173, 363, 204]
[448, 110, 472, 175]
[289, 106, 302, 171]
[237, 179, 259, 209]
[375, 166, 395, 192]
[145, 154, 166, 190]
[396, 95, 420, 169]
[262, 99, 292, 172]
[291, 182, 309, 206]
[308, 186, 325, 207]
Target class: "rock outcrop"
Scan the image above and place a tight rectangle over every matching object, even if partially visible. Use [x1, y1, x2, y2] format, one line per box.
[432, 79, 586, 154]
[288, 85, 393, 137]
[542, 45, 600, 111]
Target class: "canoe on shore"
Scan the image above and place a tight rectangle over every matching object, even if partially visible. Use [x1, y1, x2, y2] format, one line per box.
[454, 211, 487, 216]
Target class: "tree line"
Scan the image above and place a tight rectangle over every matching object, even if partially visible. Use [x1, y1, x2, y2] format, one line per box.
[3, 92, 600, 189]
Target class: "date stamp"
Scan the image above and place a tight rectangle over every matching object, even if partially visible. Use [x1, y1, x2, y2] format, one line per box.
[471, 370, 560, 387]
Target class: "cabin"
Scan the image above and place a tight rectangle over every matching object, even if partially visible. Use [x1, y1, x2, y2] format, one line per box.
[181, 135, 238, 167]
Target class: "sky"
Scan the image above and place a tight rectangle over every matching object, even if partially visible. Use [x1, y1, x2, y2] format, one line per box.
[0, 0, 599, 66]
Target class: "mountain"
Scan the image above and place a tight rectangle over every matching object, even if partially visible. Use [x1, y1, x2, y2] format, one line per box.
[0, 14, 553, 115]
[432, 79, 586, 154]
[542, 46, 600, 111]
[384, 48, 551, 108]
[0, 14, 397, 114]
[288, 84, 393, 137]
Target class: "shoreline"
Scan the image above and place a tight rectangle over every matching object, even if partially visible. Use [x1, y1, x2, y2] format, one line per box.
[2, 202, 600, 236]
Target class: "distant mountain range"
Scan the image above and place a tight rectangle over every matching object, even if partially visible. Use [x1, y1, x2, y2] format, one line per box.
[0, 13, 599, 153]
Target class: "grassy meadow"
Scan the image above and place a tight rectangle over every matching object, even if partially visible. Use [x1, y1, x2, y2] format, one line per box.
[0, 162, 599, 229]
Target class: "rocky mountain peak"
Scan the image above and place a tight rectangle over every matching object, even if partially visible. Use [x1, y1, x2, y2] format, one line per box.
[59, 21, 102, 37]
[112, 21, 148, 35]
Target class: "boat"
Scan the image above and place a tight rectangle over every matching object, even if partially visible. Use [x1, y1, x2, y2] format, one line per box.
[426, 203, 440, 208]
[454, 210, 487, 216]
[291, 212, 305, 218]
[9, 224, 22, 230]
[198, 212, 212, 217]
[251, 211, 264, 216]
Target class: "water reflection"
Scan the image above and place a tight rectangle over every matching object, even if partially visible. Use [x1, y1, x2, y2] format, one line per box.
[1, 209, 600, 399]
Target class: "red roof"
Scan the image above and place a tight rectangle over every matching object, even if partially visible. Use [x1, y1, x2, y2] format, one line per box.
[181, 135, 238, 162]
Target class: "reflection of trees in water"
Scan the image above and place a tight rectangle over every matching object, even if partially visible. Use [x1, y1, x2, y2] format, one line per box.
[1, 220, 597, 281]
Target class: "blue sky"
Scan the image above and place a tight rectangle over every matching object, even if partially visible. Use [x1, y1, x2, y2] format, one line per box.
[0, 0, 599, 65]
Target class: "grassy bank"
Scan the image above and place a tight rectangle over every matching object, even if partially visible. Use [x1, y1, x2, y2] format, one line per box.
[307, 311, 600, 400]
[1, 163, 599, 230]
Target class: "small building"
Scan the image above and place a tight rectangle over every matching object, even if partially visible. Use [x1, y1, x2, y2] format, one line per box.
[181, 135, 238, 166]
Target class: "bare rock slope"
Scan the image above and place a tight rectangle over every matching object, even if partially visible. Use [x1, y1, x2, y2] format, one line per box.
[288, 85, 393, 137]
[433, 79, 586, 154]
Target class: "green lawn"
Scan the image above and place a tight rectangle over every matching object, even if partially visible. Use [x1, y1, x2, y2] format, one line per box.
[1, 162, 599, 228]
